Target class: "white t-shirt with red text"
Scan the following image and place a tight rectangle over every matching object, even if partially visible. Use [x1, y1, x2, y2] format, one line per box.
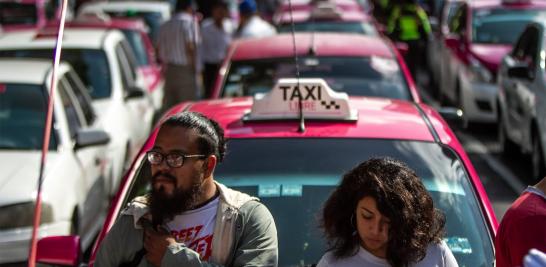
[166, 197, 219, 261]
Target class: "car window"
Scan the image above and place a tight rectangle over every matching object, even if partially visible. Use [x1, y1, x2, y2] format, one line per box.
[121, 29, 149, 66]
[222, 57, 411, 100]
[65, 70, 96, 125]
[121, 139, 494, 267]
[105, 11, 164, 42]
[448, 4, 466, 34]
[0, 3, 37, 25]
[0, 49, 112, 99]
[472, 8, 546, 44]
[278, 21, 378, 35]
[0, 83, 57, 150]
[513, 27, 533, 59]
[58, 79, 83, 138]
[115, 43, 136, 90]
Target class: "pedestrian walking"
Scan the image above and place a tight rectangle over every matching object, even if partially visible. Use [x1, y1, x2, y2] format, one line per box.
[235, 0, 276, 39]
[200, 0, 234, 98]
[95, 111, 278, 266]
[495, 176, 546, 267]
[157, 0, 200, 111]
[318, 157, 458, 267]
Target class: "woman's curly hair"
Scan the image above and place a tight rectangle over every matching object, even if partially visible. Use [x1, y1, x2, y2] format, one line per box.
[321, 157, 446, 267]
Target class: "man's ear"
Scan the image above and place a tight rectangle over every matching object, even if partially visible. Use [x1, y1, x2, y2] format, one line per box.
[204, 155, 217, 177]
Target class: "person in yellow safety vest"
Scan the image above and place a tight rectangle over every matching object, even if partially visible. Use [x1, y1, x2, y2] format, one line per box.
[387, 0, 431, 80]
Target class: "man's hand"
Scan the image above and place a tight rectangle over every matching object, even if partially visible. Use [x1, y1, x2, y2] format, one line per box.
[143, 227, 177, 267]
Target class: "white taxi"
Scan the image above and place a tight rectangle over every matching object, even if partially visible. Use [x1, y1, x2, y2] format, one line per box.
[0, 28, 156, 195]
[0, 59, 111, 264]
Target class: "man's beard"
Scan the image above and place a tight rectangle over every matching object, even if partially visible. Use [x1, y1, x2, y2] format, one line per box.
[149, 172, 203, 226]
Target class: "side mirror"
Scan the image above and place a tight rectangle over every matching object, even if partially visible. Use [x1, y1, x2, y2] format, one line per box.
[444, 35, 460, 50]
[438, 107, 467, 128]
[36, 235, 81, 266]
[125, 86, 146, 100]
[507, 63, 533, 80]
[75, 129, 110, 150]
[394, 42, 409, 55]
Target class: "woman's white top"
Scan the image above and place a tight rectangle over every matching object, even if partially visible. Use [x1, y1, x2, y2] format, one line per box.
[317, 241, 459, 267]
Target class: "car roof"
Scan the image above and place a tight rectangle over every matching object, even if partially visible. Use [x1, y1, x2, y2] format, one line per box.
[0, 58, 61, 84]
[79, 1, 171, 17]
[229, 33, 393, 61]
[0, 28, 119, 49]
[470, 0, 546, 9]
[166, 97, 435, 141]
[61, 16, 147, 31]
[276, 9, 371, 24]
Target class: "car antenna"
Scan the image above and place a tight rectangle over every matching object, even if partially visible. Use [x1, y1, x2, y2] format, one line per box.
[27, 0, 69, 266]
[287, 0, 305, 133]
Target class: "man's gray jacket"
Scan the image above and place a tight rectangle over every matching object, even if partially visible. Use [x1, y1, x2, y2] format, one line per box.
[94, 182, 278, 267]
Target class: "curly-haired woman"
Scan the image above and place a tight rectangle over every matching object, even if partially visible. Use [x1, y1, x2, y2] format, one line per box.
[317, 157, 458, 267]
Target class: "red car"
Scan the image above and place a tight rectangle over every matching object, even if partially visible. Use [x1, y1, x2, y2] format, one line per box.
[211, 32, 420, 102]
[36, 78, 496, 267]
[54, 16, 165, 110]
[439, 0, 546, 123]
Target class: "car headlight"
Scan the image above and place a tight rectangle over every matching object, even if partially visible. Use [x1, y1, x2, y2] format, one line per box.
[0, 202, 54, 230]
[469, 57, 493, 83]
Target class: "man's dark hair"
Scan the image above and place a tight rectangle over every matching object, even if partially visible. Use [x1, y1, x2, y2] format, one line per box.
[162, 111, 226, 162]
[176, 0, 194, 12]
[321, 157, 446, 267]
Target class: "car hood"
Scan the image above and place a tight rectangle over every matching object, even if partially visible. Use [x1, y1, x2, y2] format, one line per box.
[0, 151, 58, 206]
[469, 44, 512, 73]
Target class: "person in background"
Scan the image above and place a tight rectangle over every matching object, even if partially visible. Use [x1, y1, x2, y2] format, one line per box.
[156, 0, 200, 111]
[318, 157, 458, 267]
[235, 0, 276, 39]
[200, 0, 234, 98]
[387, 0, 431, 80]
[495, 176, 546, 267]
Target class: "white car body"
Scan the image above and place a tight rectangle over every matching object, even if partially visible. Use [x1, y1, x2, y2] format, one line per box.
[498, 21, 546, 180]
[0, 28, 155, 195]
[0, 59, 111, 263]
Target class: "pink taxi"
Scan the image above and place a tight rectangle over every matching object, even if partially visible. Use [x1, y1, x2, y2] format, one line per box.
[211, 32, 420, 102]
[440, 0, 546, 123]
[56, 16, 165, 109]
[35, 78, 497, 267]
[0, 0, 70, 31]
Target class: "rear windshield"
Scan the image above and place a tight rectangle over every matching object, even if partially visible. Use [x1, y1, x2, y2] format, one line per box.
[278, 21, 378, 35]
[0, 3, 37, 25]
[472, 8, 546, 44]
[0, 49, 112, 99]
[223, 56, 410, 100]
[0, 83, 57, 150]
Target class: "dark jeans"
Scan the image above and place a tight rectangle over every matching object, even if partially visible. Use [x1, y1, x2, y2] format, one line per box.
[203, 62, 221, 99]
[404, 39, 427, 80]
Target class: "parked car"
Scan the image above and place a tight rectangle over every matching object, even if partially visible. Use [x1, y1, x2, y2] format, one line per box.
[497, 20, 546, 180]
[35, 78, 496, 267]
[0, 28, 156, 195]
[211, 33, 420, 102]
[77, 1, 171, 42]
[274, 0, 377, 35]
[0, 0, 73, 31]
[439, 0, 546, 123]
[0, 59, 111, 264]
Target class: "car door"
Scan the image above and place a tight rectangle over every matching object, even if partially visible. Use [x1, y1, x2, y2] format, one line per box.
[115, 41, 153, 152]
[58, 75, 108, 237]
[506, 27, 539, 146]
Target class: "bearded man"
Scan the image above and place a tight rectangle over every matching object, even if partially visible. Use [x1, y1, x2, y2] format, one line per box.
[95, 111, 278, 267]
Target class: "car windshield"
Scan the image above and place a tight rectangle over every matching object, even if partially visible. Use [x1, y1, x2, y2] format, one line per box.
[0, 49, 112, 99]
[222, 57, 411, 100]
[123, 138, 494, 267]
[278, 21, 378, 35]
[0, 83, 57, 150]
[0, 3, 37, 25]
[121, 29, 149, 66]
[105, 11, 163, 42]
[472, 8, 546, 44]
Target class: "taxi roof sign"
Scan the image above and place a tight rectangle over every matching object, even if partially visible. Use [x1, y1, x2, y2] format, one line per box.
[245, 78, 358, 121]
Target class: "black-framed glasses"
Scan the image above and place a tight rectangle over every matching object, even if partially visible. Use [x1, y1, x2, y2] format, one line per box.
[146, 151, 207, 168]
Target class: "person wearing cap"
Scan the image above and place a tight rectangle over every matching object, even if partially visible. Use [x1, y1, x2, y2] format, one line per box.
[156, 0, 200, 111]
[235, 0, 276, 39]
[200, 0, 235, 98]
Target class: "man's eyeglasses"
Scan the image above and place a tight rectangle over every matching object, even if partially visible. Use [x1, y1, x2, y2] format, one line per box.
[146, 151, 207, 168]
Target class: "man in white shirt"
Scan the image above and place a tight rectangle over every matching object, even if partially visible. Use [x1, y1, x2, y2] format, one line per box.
[235, 0, 277, 39]
[200, 0, 234, 98]
[157, 0, 199, 110]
